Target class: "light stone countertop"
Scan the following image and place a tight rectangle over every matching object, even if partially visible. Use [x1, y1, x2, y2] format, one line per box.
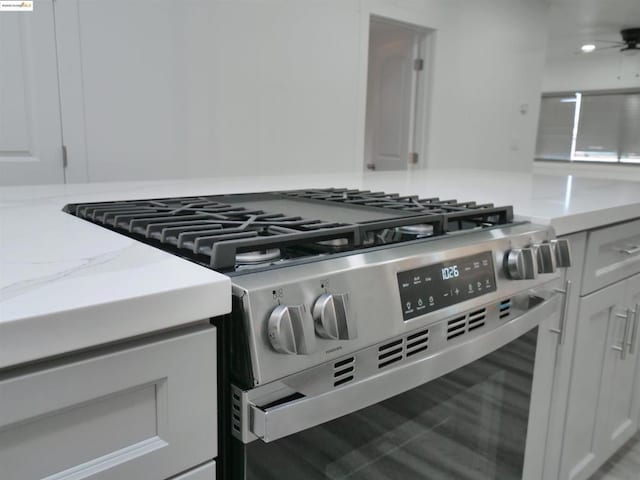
[1, 168, 639, 369]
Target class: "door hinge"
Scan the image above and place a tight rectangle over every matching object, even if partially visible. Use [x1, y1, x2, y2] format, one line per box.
[409, 152, 419, 164]
[62, 145, 68, 169]
[414, 58, 424, 71]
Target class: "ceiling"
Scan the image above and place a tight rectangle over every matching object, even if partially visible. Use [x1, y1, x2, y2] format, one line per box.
[547, 0, 640, 61]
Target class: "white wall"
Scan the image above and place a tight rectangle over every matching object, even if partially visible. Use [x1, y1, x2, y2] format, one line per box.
[420, 0, 550, 171]
[543, 54, 640, 92]
[54, 0, 550, 183]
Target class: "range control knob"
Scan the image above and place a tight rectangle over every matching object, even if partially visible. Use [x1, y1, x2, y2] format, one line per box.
[267, 305, 317, 355]
[551, 239, 572, 268]
[534, 243, 557, 274]
[312, 293, 357, 340]
[506, 248, 538, 280]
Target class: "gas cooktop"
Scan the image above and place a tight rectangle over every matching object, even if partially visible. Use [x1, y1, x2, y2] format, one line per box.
[64, 188, 514, 273]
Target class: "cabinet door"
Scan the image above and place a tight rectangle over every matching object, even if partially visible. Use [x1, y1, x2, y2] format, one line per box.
[53, 0, 362, 182]
[0, 0, 64, 185]
[627, 274, 640, 438]
[599, 273, 640, 458]
[559, 283, 624, 480]
[540, 233, 587, 480]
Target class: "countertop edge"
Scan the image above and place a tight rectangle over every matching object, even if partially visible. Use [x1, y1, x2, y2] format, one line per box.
[0, 277, 232, 370]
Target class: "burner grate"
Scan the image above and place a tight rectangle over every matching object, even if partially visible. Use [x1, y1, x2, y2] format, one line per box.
[64, 189, 513, 272]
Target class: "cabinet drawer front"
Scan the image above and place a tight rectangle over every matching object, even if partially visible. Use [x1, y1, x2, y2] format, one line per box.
[172, 461, 215, 480]
[583, 219, 640, 295]
[0, 325, 216, 480]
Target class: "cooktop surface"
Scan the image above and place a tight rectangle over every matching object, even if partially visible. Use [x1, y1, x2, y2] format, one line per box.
[64, 188, 514, 273]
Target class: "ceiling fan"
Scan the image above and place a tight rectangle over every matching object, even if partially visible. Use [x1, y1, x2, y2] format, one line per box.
[579, 28, 640, 54]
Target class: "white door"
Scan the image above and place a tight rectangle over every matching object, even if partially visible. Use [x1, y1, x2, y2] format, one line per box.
[0, 0, 64, 185]
[364, 19, 424, 171]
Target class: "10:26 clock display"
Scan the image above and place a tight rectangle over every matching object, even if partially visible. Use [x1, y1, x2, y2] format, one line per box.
[441, 265, 460, 280]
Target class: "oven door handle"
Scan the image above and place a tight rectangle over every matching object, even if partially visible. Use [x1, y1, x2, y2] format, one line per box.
[248, 292, 561, 443]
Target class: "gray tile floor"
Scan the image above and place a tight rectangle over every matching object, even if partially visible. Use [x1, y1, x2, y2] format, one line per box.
[589, 433, 640, 480]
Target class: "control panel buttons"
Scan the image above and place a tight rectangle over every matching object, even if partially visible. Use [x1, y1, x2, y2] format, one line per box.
[398, 251, 496, 321]
[506, 248, 538, 280]
[267, 305, 317, 355]
[312, 293, 357, 340]
[551, 239, 572, 268]
[534, 243, 557, 274]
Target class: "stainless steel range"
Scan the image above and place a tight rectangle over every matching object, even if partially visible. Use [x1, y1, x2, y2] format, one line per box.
[65, 189, 571, 480]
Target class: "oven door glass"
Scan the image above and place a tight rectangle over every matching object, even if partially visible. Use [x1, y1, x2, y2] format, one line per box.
[234, 328, 537, 480]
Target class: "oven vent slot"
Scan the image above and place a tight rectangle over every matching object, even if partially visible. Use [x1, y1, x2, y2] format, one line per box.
[378, 339, 404, 369]
[376, 328, 431, 370]
[406, 329, 430, 357]
[447, 315, 467, 340]
[333, 357, 355, 387]
[231, 391, 242, 434]
[499, 299, 512, 319]
[468, 308, 487, 332]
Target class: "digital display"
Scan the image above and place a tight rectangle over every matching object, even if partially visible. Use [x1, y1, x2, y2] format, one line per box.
[441, 265, 459, 280]
[397, 251, 496, 321]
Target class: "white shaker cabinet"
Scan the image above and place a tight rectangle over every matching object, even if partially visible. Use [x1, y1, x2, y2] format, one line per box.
[0, 325, 217, 480]
[559, 282, 626, 480]
[540, 233, 586, 480]
[53, 0, 362, 182]
[553, 218, 640, 480]
[600, 273, 640, 459]
[0, 0, 64, 185]
[172, 461, 216, 480]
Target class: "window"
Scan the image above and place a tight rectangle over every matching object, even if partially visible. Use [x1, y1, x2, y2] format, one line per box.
[535, 91, 640, 164]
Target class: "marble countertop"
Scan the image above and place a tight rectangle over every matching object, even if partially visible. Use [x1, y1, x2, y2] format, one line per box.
[1, 168, 639, 369]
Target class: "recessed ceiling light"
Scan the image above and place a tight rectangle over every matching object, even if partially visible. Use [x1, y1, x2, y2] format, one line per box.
[581, 44, 596, 53]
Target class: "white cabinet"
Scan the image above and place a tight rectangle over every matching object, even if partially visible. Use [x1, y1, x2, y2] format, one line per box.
[559, 282, 625, 480]
[600, 274, 640, 458]
[540, 233, 587, 480]
[172, 461, 215, 480]
[0, 325, 217, 480]
[0, 0, 64, 185]
[556, 236, 640, 480]
[582, 218, 640, 295]
[53, 0, 362, 183]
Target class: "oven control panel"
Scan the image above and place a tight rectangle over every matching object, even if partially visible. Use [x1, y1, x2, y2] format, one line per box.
[397, 251, 497, 321]
[232, 223, 564, 386]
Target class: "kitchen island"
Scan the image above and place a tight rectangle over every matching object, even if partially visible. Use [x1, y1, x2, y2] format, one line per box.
[1, 168, 639, 480]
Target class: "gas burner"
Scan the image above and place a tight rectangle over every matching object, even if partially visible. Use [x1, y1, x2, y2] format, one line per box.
[316, 238, 350, 248]
[236, 249, 281, 265]
[397, 224, 434, 237]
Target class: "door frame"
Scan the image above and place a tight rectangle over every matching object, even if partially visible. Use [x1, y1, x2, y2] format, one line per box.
[356, 10, 435, 171]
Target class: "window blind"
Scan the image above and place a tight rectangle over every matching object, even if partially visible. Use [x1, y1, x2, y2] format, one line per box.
[535, 96, 574, 161]
[574, 94, 623, 162]
[620, 93, 640, 163]
[536, 90, 640, 164]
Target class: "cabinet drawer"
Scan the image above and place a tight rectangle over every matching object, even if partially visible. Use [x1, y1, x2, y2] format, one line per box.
[0, 324, 216, 480]
[172, 461, 215, 480]
[582, 219, 640, 295]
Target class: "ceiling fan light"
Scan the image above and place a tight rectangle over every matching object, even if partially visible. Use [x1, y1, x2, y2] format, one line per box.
[581, 44, 596, 53]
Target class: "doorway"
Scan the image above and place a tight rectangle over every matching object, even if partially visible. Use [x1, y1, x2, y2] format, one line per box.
[364, 17, 430, 171]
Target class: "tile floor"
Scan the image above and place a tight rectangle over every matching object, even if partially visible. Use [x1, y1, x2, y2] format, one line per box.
[590, 432, 640, 479]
